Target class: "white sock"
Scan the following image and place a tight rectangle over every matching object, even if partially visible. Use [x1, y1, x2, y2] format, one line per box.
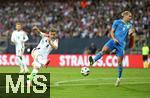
[23, 62, 28, 72]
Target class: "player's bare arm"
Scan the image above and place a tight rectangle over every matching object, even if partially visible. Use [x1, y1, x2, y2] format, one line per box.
[129, 28, 135, 36]
[32, 26, 48, 37]
[110, 29, 119, 44]
[129, 28, 135, 48]
[32, 26, 42, 33]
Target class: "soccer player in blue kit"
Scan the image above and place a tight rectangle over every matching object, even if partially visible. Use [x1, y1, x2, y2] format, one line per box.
[89, 11, 135, 87]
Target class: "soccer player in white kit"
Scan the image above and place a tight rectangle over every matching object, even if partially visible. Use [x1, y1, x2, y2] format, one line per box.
[11, 22, 29, 73]
[27, 26, 58, 86]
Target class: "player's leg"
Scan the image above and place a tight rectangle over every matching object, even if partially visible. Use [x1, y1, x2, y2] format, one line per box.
[16, 48, 25, 73]
[89, 39, 114, 65]
[17, 48, 29, 73]
[29, 57, 48, 80]
[27, 52, 47, 87]
[115, 47, 124, 87]
[115, 56, 123, 87]
[16, 55, 24, 73]
[89, 46, 109, 65]
[21, 47, 29, 73]
[27, 61, 40, 87]
[27, 49, 40, 86]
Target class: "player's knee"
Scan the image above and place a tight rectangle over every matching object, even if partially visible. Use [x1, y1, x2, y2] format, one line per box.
[34, 67, 40, 70]
[33, 64, 41, 69]
[32, 62, 41, 69]
[102, 46, 109, 54]
[101, 50, 108, 54]
[17, 55, 22, 60]
[37, 55, 47, 65]
[118, 62, 122, 66]
[118, 57, 123, 65]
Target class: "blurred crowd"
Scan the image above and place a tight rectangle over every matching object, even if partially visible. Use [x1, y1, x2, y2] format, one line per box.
[0, 0, 149, 39]
[0, 0, 149, 54]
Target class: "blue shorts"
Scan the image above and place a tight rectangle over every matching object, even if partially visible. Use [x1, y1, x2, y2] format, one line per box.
[105, 39, 125, 58]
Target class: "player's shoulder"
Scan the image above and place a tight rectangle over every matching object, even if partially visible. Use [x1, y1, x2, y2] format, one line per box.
[113, 19, 122, 24]
[20, 30, 26, 33]
[13, 30, 17, 33]
[12, 30, 18, 34]
[13, 30, 25, 33]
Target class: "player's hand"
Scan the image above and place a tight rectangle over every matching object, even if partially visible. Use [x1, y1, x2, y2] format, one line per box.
[129, 28, 135, 36]
[113, 38, 119, 44]
[32, 26, 40, 32]
[32, 26, 38, 30]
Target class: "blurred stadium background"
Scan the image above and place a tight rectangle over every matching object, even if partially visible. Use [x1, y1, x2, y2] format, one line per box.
[0, 0, 150, 98]
[0, 0, 149, 54]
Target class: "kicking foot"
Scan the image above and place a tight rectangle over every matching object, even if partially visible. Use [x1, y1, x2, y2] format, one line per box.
[115, 78, 121, 87]
[89, 56, 94, 66]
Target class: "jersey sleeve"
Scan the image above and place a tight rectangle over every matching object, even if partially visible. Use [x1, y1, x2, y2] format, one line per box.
[112, 20, 118, 30]
[11, 31, 16, 43]
[23, 31, 29, 42]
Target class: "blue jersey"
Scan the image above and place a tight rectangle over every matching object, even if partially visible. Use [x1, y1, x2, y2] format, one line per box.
[112, 19, 132, 48]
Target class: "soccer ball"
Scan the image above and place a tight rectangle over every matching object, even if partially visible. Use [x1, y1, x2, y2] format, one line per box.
[81, 67, 90, 76]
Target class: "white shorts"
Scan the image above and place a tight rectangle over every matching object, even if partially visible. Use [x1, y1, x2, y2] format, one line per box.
[16, 47, 25, 56]
[31, 48, 48, 68]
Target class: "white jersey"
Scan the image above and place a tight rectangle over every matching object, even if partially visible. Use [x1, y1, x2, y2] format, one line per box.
[11, 30, 28, 49]
[35, 33, 58, 57]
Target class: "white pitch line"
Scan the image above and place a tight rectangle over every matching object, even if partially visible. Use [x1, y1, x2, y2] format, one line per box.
[53, 77, 150, 87]
[51, 82, 150, 87]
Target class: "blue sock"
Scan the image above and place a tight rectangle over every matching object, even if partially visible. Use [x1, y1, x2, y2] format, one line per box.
[94, 51, 103, 62]
[118, 65, 123, 78]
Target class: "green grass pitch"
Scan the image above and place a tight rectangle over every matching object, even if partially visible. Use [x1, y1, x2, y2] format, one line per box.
[0, 67, 150, 98]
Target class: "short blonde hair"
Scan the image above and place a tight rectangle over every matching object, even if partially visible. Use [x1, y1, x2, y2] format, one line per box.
[121, 11, 132, 17]
[16, 22, 22, 26]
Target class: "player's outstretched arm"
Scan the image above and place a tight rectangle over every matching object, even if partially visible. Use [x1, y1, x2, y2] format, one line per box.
[32, 26, 48, 37]
[32, 26, 43, 33]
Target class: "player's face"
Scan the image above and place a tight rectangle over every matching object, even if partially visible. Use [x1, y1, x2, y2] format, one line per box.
[49, 32, 56, 39]
[16, 24, 22, 31]
[125, 13, 132, 21]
